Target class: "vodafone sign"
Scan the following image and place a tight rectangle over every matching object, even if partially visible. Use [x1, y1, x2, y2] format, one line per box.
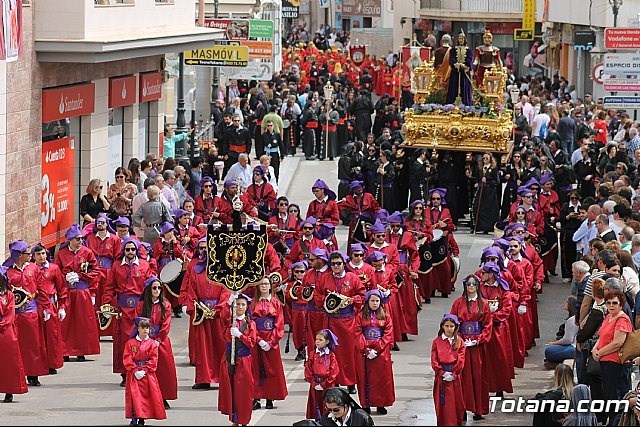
[109, 76, 137, 108]
[139, 72, 163, 102]
[605, 28, 640, 49]
[42, 83, 95, 123]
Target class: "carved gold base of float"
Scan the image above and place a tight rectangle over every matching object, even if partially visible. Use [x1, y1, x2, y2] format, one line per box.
[402, 108, 514, 153]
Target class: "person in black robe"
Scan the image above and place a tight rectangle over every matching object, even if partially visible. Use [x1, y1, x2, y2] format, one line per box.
[362, 146, 379, 196]
[349, 89, 374, 142]
[300, 100, 319, 160]
[392, 147, 410, 212]
[375, 150, 396, 212]
[559, 191, 584, 280]
[337, 143, 357, 202]
[436, 151, 463, 225]
[319, 100, 340, 161]
[262, 120, 285, 181]
[373, 95, 389, 136]
[501, 153, 524, 220]
[469, 153, 500, 234]
[409, 148, 428, 203]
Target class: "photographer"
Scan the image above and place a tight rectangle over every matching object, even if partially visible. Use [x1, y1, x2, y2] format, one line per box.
[319, 387, 374, 426]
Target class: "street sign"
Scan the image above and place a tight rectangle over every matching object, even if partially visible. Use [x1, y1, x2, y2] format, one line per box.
[603, 96, 640, 109]
[605, 28, 640, 49]
[241, 40, 273, 59]
[198, 19, 274, 40]
[604, 53, 640, 75]
[522, 0, 535, 31]
[604, 78, 640, 92]
[248, 20, 274, 38]
[514, 29, 534, 41]
[221, 62, 274, 80]
[591, 63, 605, 85]
[184, 46, 249, 67]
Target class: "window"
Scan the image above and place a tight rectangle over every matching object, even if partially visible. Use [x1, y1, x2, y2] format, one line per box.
[363, 17, 372, 28]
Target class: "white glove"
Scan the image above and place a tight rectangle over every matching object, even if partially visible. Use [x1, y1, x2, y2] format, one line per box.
[230, 327, 242, 338]
[65, 272, 79, 283]
[134, 370, 146, 380]
[259, 340, 271, 351]
[182, 306, 188, 314]
[464, 339, 477, 347]
[382, 289, 391, 298]
[366, 349, 378, 359]
[58, 308, 66, 321]
[91, 296, 96, 306]
[227, 293, 238, 305]
[314, 384, 323, 391]
[518, 305, 527, 315]
[43, 310, 51, 322]
[442, 372, 455, 382]
[489, 301, 499, 313]
[102, 311, 112, 319]
[154, 340, 161, 347]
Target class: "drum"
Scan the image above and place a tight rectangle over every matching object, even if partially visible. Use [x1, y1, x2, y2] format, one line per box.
[418, 242, 433, 274]
[432, 229, 444, 241]
[159, 259, 184, 298]
[430, 235, 448, 266]
[351, 215, 373, 244]
[283, 119, 291, 128]
[535, 222, 559, 257]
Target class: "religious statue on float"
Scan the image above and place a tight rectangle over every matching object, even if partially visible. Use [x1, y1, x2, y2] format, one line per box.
[433, 34, 452, 88]
[473, 29, 503, 89]
[446, 29, 474, 106]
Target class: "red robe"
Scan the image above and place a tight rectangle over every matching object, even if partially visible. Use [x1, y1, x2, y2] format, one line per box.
[54, 246, 100, 356]
[450, 297, 493, 416]
[194, 194, 216, 224]
[287, 236, 325, 264]
[85, 231, 121, 336]
[427, 206, 455, 296]
[504, 261, 526, 370]
[304, 266, 331, 357]
[182, 263, 229, 384]
[0, 290, 28, 395]
[174, 225, 200, 260]
[306, 198, 340, 226]
[305, 348, 339, 420]
[134, 300, 178, 401]
[215, 192, 257, 224]
[339, 192, 380, 248]
[479, 282, 514, 393]
[431, 336, 466, 426]
[511, 256, 535, 350]
[355, 313, 395, 409]
[103, 257, 153, 373]
[246, 182, 277, 213]
[251, 297, 288, 400]
[366, 242, 399, 278]
[387, 229, 421, 336]
[509, 203, 545, 236]
[218, 310, 258, 426]
[315, 271, 365, 387]
[370, 267, 402, 345]
[285, 278, 307, 351]
[539, 190, 560, 273]
[268, 213, 300, 249]
[405, 216, 435, 300]
[35, 261, 68, 370]
[123, 336, 167, 421]
[523, 242, 543, 340]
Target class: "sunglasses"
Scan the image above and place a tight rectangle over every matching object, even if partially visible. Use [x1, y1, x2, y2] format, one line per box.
[279, 203, 289, 206]
[116, 175, 125, 179]
[570, 197, 579, 200]
[303, 226, 314, 230]
[330, 261, 343, 266]
[414, 206, 424, 210]
[522, 195, 533, 198]
[516, 211, 525, 215]
[352, 253, 363, 258]
[124, 247, 137, 252]
[294, 270, 306, 274]
[96, 221, 107, 225]
[289, 209, 299, 213]
[514, 230, 525, 234]
[151, 286, 162, 290]
[605, 300, 620, 306]
[203, 184, 213, 188]
[96, 185, 103, 190]
[430, 197, 441, 201]
[233, 119, 240, 122]
[374, 234, 385, 238]
[391, 224, 401, 229]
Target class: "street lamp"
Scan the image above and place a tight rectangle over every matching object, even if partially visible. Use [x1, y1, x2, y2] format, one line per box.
[175, 52, 189, 161]
[609, 0, 623, 27]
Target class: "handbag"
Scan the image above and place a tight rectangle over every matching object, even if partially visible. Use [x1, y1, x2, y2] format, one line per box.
[618, 329, 640, 363]
[585, 355, 601, 379]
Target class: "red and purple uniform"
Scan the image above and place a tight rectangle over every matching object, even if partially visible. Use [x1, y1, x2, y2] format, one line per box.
[355, 312, 395, 409]
[268, 213, 300, 249]
[246, 182, 277, 213]
[251, 296, 288, 401]
[103, 257, 153, 373]
[511, 256, 535, 350]
[134, 299, 178, 402]
[288, 236, 325, 264]
[315, 271, 365, 387]
[35, 261, 68, 370]
[431, 335, 466, 426]
[285, 278, 307, 351]
[54, 246, 100, 357]
[304, 266, 330, 354]
[370, 266, 402, 345]
[217, 309, 258, 426]
[194, 194, 216, 224]
[307, 198, 340, 226]
[0, 290, 29, 395]
[123, 336, 167, 421]
[215, 192, 257, 224]
[387, 228, 421, 336]
[450, 297, 493, 416]
[304, 347, 339, 421]
[339, 192, 380, 248]
[174, 225, 200, 260]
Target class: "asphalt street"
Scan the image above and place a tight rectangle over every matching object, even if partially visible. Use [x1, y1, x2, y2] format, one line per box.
[3, 154, 568, 425]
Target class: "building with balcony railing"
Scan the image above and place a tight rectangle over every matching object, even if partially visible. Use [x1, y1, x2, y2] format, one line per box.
[0, 0, 222, 256]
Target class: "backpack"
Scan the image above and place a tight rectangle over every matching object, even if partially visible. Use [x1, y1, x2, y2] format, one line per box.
[539, 120, 548, 139]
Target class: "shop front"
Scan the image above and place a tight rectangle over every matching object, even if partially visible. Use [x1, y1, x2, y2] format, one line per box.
[138, 72, 164, 162]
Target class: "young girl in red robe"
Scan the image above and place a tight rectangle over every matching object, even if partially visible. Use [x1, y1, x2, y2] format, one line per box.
[0, 266, 28, 403]
[355, 289, 395, 414]
[304, 329, 339, 421]
[218, 293, 257, 426]
[251, 280, 288, 410]
[431, 313, 466, 426]
[449, 274, 493, 420]
[123, 317, 167, 426]
[135, 276, 178, 410]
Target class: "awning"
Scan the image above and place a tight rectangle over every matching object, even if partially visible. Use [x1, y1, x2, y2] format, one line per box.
[36, 28, 224, 63]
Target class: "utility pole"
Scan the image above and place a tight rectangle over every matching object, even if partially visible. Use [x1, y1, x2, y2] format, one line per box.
[609, 0, 622, 27]
[175, 52, 189, 161]
[210, 0, 220, 120]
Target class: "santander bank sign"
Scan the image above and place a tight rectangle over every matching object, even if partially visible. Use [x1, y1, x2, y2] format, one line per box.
[140, 72, 163, 102]
[43, 83, 95, 123]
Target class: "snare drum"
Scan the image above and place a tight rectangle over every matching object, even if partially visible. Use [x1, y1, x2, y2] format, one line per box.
[214, 160, 225, 175]
[432, 229, 444, 241]
[159, 259, 184, 298]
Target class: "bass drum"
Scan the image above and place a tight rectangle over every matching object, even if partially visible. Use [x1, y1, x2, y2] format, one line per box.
[351, 215, 374, 244]
[535, 222, 558, 257]
[159, 259, 184, 298]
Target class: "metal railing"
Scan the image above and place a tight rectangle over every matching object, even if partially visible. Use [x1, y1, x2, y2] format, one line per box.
[420, 0, 522, 13]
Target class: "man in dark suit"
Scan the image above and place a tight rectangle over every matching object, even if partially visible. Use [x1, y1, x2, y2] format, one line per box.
[596, 214, 617, 243]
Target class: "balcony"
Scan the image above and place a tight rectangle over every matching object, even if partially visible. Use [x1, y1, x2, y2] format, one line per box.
[420, 0, 522, 21]
[35, 0, 223, 63]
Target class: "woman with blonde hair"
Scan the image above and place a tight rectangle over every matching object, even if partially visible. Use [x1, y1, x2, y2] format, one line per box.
[132, 185, 172, 244]
[108, 167, 138, 218]
[532, 364, 574, 426]
[80, 178, 111, 227]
